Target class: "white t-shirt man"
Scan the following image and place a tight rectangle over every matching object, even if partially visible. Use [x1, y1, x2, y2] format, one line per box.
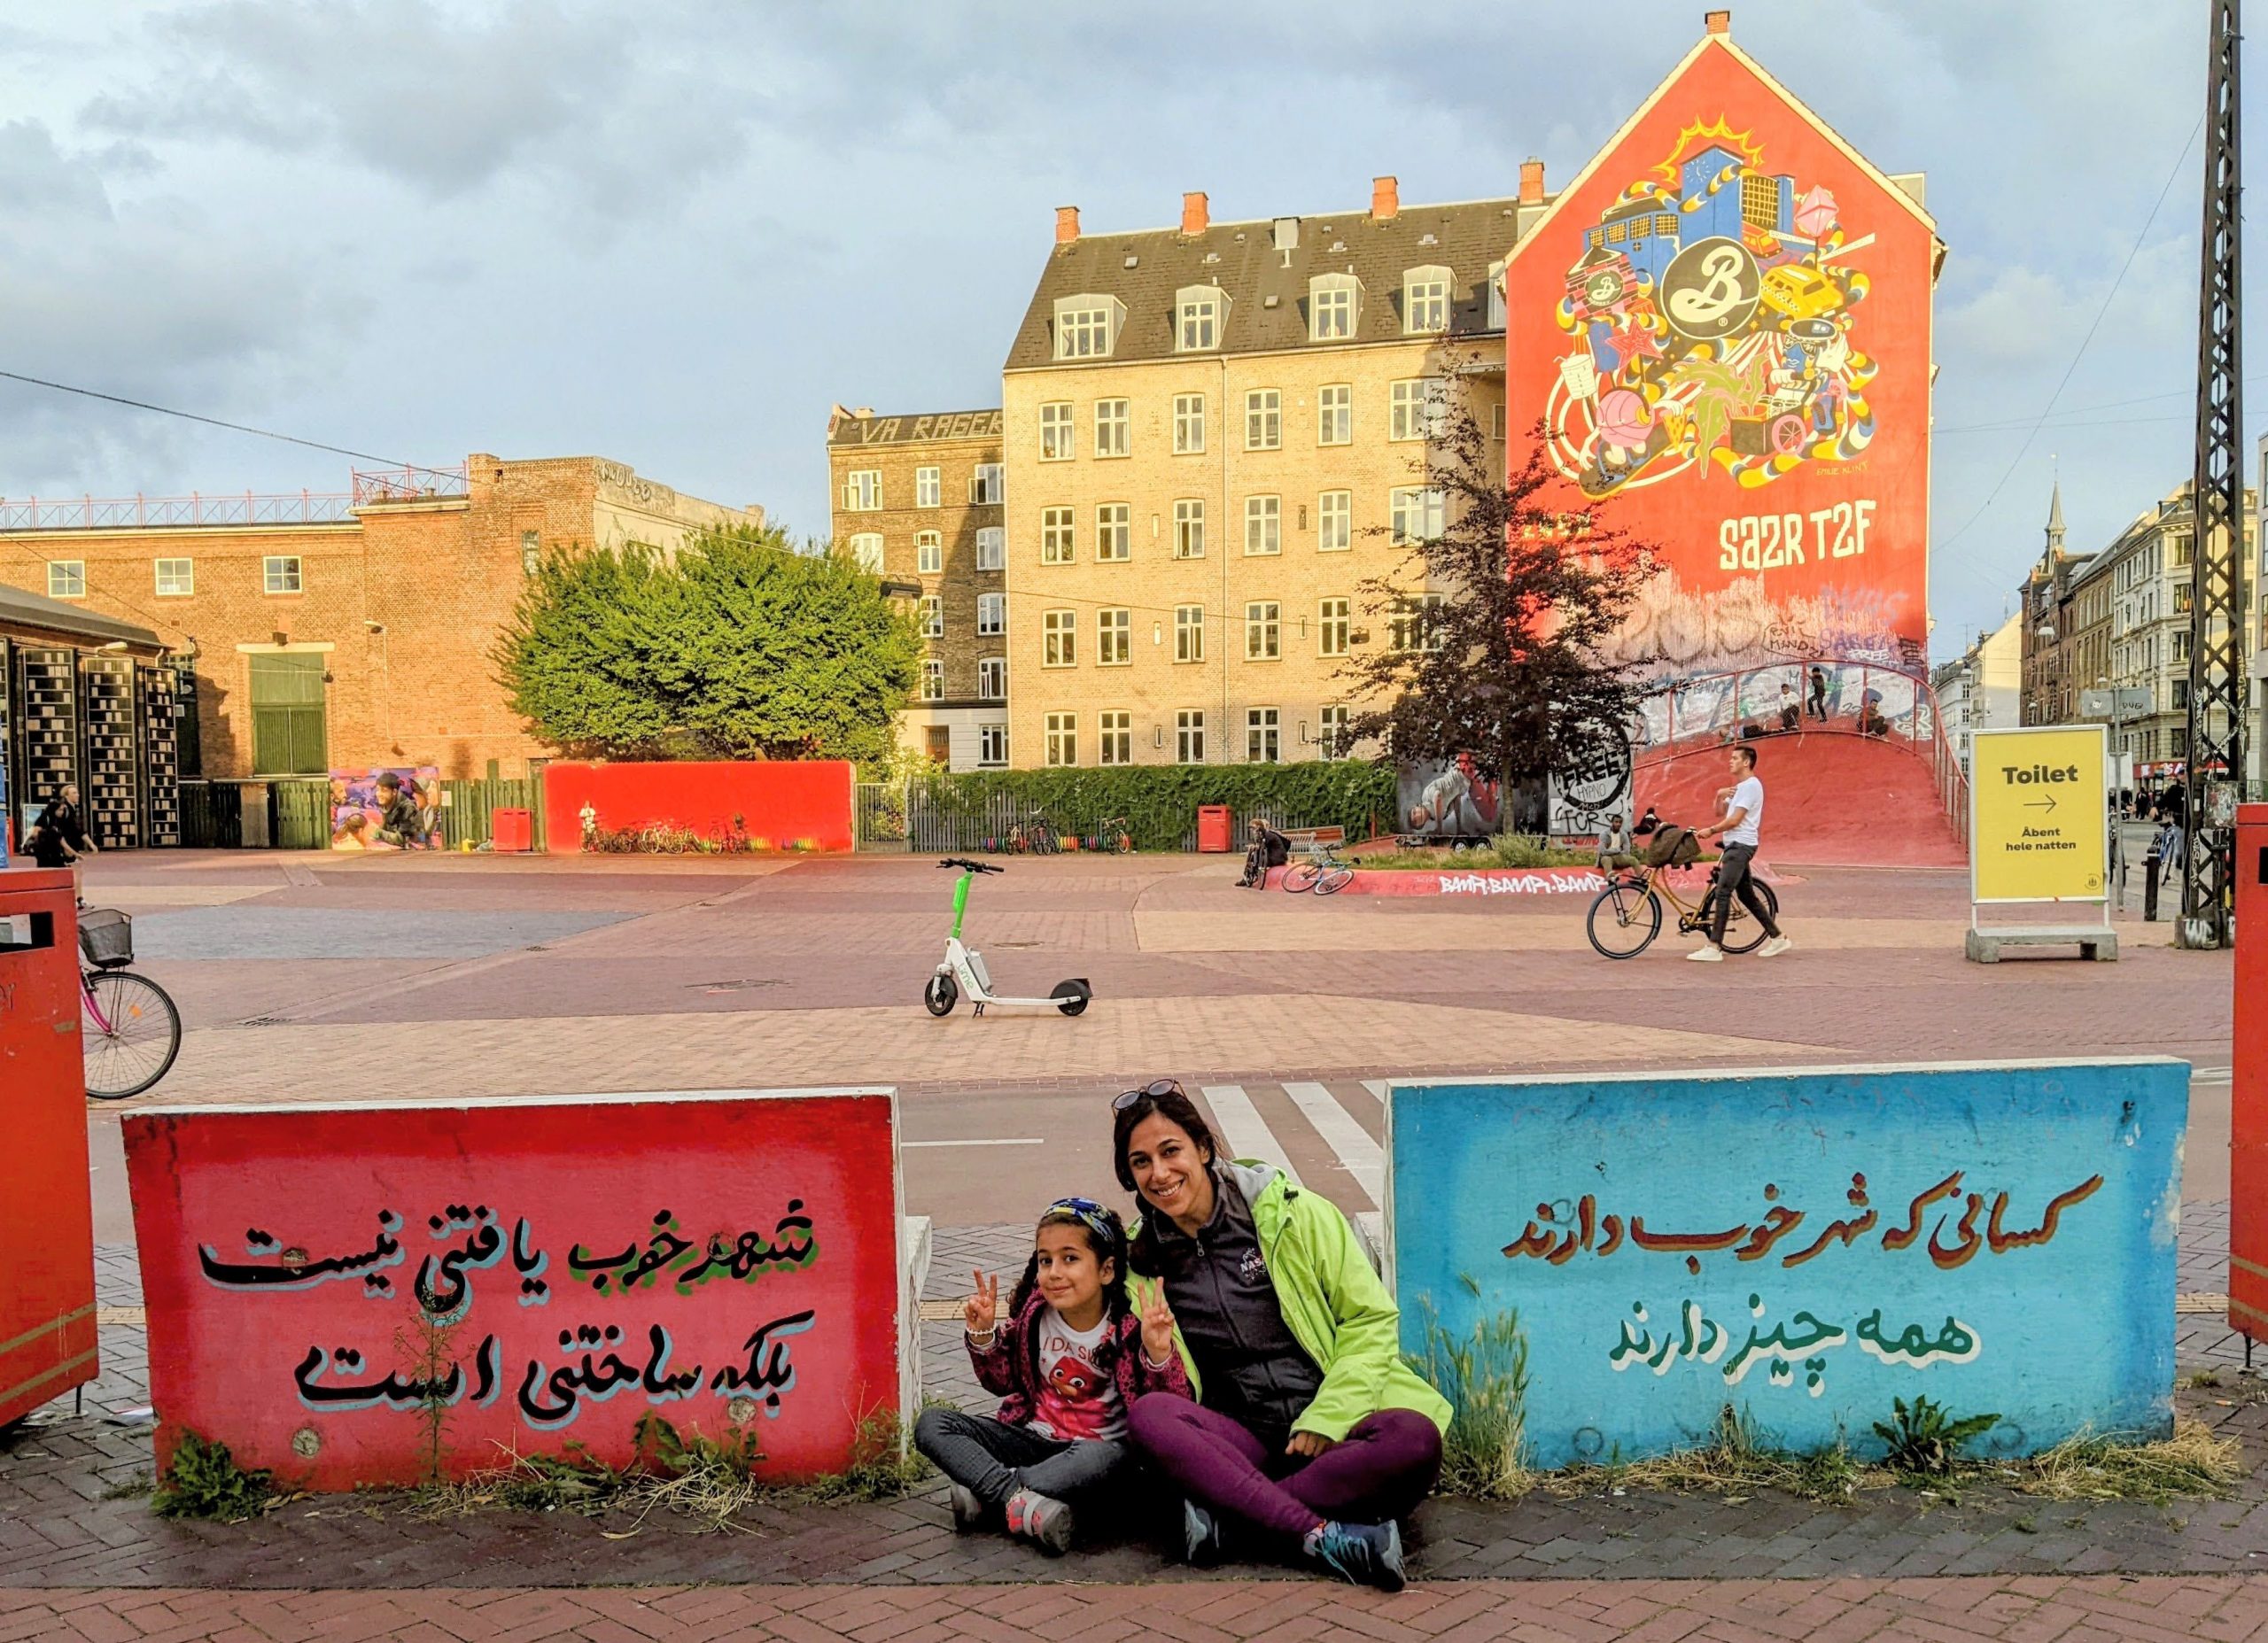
[1725, 775, 1764, 848]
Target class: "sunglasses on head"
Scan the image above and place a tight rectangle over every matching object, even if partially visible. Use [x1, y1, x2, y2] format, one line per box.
[1111, 1078, 1184, 1112]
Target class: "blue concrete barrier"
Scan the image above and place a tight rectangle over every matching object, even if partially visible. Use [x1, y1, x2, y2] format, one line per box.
[1386, 1060, 2186, 1469]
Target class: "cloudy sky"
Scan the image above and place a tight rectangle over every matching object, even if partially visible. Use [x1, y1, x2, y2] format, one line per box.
[0, 0, 2251, 654]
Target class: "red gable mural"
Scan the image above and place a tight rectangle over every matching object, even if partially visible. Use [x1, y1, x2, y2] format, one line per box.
[1507, 26, 1939, 681]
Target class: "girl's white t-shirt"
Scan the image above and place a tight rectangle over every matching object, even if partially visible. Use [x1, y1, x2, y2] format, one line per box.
[1029, 1307, 1125, 1441]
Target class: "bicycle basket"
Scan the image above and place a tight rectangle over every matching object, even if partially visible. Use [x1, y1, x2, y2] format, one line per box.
[78, 908, 135, 970]
[1642, 825, 1703, 868]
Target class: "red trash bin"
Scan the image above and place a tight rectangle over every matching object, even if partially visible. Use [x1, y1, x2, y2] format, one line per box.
[1197, 804, 1233, 853]
[492, 808, 533, 853]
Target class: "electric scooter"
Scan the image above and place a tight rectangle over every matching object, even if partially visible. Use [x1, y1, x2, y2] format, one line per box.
[925, 857, 1091, 1017]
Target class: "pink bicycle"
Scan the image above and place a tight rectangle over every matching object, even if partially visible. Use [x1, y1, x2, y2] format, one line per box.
[79, 910, 181, 1101]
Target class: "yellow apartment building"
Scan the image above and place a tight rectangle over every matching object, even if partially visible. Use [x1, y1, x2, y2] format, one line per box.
[998, 173, 1550, 769]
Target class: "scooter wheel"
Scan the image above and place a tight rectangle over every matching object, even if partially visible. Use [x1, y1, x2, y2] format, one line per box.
[924, 974, 959, 1017]
[1051, 980, 1091, 1018]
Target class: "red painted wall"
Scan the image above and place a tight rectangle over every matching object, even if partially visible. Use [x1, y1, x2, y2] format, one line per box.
[542, 761, 856, 853]
[122, 1089, 904, 1490]
[2233, 804, 2268, 1349]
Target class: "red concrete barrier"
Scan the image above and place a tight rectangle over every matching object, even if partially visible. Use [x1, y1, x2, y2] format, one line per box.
[543, 761, 855, 854]
[122, 1089, 906, 1490]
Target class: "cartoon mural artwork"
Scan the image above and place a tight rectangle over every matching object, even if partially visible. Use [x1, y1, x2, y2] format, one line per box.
[329, 765, 441, 850]
[1508, 31, 1937, 683]
[1396, 756, 1503, 841]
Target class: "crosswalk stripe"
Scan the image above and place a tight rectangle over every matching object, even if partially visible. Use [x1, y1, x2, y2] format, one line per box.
[1200, 1083, 1305, 1188]
[1284, 1081, 1384, 1204]
[1361, 1079, 1389, 1102]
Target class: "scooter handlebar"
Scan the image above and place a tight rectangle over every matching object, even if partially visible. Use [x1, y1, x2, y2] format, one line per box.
[938, 856, 1004, 873]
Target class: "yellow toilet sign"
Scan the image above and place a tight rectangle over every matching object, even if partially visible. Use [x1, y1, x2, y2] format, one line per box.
[1969, 725, 2109, 903]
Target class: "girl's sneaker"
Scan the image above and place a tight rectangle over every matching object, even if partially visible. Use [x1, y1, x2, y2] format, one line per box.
[1005, 1487, 1074, 1554]
[944, 1483, 988, 1533]
[1303, 1518, 1405, 1592]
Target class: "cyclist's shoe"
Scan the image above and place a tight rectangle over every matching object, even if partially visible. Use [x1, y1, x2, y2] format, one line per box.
[1759, 935, 1793, 957]
[1686, 944, 1725, 962]
[1302, 1518, 1405, 1591]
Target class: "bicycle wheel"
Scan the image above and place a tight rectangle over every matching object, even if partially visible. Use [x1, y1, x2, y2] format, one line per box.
[1282, 861, 1323, 893]
[82, 970, 182, 1100]
[1717, 880, 1781, 956]
[1586, 882, 1662, 959]
[1314, 865, 1355, 895]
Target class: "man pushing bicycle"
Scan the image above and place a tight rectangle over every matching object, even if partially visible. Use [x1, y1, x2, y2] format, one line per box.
[1687, 744, 1791, 964]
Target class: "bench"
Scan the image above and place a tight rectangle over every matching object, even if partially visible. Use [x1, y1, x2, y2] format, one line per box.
[1965, 926, 2119, 963]
[1282, 826, 1347, 855]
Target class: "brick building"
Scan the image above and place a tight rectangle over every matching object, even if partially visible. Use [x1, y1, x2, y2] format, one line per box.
[996, 176, 1539, 770]
[825, 408, 1007, 769]
[0, 455, 764, 794]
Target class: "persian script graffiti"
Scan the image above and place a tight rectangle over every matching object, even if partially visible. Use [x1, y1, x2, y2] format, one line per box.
[1609, 1292, 1982, 1396]
[1503, 1171, 2103, 1277]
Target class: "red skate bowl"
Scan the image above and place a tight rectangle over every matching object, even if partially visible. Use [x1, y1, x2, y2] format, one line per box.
[1635, 731, 1964, 867]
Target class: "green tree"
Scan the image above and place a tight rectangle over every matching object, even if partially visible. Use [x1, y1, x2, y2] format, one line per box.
[495, 526, 921, 763]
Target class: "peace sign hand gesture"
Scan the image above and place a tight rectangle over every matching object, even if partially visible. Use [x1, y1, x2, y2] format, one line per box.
[1139, 1287, 1177, 1362]
[964, 1270, 999, 1337]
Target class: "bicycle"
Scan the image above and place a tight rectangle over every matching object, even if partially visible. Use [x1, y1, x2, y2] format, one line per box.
[1282, 843, 1355, 895]
[1006, 810, 1060, 855]
[1584, 858, 1779, 960]
[1093, 816, 1133, 855]
[78, 909, 182, 1100]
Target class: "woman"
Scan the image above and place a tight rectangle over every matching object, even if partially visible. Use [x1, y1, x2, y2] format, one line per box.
[1113, 1080, 1449, 1591]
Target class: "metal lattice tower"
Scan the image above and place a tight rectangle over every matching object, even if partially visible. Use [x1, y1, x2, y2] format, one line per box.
[2184, 0, 2249, 949]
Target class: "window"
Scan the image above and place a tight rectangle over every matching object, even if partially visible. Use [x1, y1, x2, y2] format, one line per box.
[1392, 593, 1448, 652]
[1403, 267, 1451, 333]
[1390, 486, 1444, 545]
[976, 527, 1005, 571]
[1245, 495, 1281, 556]
[154, 557, 194, 597]
[1094, 399, 1130, 458]
[1492, 402, 1508, 442]
[518, 531, 540, 575]
[1045, 712, 1077, 766]
[1177, 290, 1220, 351]
[1175, 604, 1205, 663]
[1245, 389, 1281, 450]
[248, 652, 327, 776]
[915, 466, 941, 508]
[1177, 709, 1206, 763]
[1040, 402, 1075, 461]
[979, 724, 1008, 766]
[1173, 393, 1206, 453]
[1054, 301, 1115, 360]
[919, 595, 944, 638]
[1318, 704, 1350, 759]
[1099, 608, 1130, 665]
[1096, 503, 1130, 562]
[972, 464, 1004, 505]
[1310, 274, 1358, 340]
[977, 592, 1006, 634]
[920, 659, 944, 701]
[849, 533, 884, 574]
[978, 656, 1006, 699]
[1391, 378, 1448, 442]
[1174, 499, 1206, 559]
[916, 531, 943, 574]
[1041, 506, 1076, 564]
[1247, 707, 1280, 763]
[1246, 601, 1281, 660]
[1317, 491, 1352, 552]
[1317, 597, 1351, 655]
[843, 469, 881, 510]
[1099, 710, 1131, 766]
[1043, 609, 1076, 667]
[263, 554, 303, 594]
[1317, 384, 1351, 446]
[1486, 258, 1507, 330]
[47, 560, 84, 598]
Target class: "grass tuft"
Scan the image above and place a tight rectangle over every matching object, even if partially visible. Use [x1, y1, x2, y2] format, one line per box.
[1404, 1283, 1533, 1500]
[1359, 834, 1596, 872]
[2001, 1415, 2242, 1504]
[151, 1430, 273, 1523]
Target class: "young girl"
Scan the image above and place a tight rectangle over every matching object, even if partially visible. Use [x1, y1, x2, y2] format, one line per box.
[913, 1197, 1188, 1553]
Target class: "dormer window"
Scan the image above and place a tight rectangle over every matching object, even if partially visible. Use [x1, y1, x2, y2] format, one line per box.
[1486, 259, 1507, 331]
[1403, 265, 1452, 333]
[1309, 273, 1360, 341]
[1053, 293, 1125, 360]
[1177, 285, 1227, 351]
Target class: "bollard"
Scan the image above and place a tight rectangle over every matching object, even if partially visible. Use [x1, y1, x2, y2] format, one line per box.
[2144, 847, 2163, 921]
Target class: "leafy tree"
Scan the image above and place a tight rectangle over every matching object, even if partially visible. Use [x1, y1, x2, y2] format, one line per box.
[496, 526, 921, 763]
[1341, 381, 1657, 811]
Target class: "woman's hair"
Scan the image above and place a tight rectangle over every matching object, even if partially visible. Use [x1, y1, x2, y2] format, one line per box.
[1006, 1201, 1132, 1364]
[1113, 1085, 1222, 1275]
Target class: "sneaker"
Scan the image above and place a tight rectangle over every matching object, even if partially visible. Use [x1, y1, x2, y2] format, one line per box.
[1304, 1519, 1406, 1592]
[1759, 934, 1793, 958]
[1686, 944, 1725, 963]
[1006, 1487, 1074, 1554]
[945, 1482, 988, 1533]
[1182, 1498, 1226, 1567]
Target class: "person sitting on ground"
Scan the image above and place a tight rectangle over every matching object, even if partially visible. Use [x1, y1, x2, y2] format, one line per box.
[1778, 684, 1800, 732]
[1595, 812, 1637, 873]
[1632, 805, 1662, 838]
[1239, 819, 1289, 887]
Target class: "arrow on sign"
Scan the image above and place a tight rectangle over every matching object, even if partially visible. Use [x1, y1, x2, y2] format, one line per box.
[2023, 794, 2060, 814]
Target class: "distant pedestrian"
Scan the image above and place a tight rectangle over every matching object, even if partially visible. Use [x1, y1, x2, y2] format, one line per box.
[1806, 666, 1829, 722]
[1778, 684, 1799, 732]
[1688, 745, 1790, 963]
[28, 782, 97, 902]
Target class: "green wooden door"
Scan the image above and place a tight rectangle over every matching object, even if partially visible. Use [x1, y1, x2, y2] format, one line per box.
[249, 654, 328, 776]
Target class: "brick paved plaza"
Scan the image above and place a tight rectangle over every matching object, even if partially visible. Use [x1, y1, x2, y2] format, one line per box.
[4, 849, 2260, 1640]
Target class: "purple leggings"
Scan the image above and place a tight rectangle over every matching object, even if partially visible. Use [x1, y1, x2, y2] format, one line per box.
[1127, 1394, 1442, 1542]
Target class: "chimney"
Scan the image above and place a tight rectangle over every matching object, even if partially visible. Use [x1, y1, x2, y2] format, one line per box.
[1705, 8, 1731, 35]
[1371, 175, 1399, 222]
[1055, 205, 1080, 245]
[1182, 190, 1209, 236]
[1518, 158, 1545, 205]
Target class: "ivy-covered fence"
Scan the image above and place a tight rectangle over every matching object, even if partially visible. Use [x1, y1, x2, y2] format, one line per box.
[894, 763, 1398, 853]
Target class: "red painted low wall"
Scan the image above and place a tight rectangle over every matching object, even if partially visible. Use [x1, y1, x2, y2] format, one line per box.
[122, 1089, 905, 1491]
[542, 761, 856, 854]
